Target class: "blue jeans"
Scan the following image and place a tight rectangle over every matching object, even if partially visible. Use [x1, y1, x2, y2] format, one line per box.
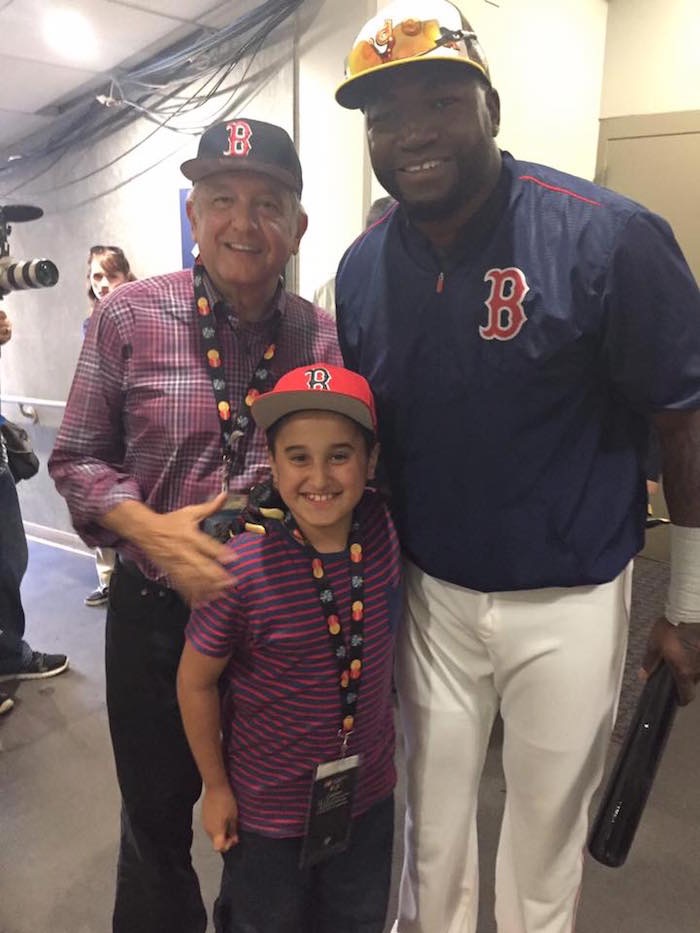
[0, 464, 32, 671]
[214, 795, 394, 933]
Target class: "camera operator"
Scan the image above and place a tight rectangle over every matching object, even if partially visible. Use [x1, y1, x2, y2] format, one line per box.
[0, 307, 69, 708]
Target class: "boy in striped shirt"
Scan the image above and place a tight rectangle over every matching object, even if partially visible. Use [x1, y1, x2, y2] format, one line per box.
[178, 364, 401, 933]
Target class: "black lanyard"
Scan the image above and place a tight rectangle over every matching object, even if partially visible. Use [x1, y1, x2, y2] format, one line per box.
[284, 510, 366, 755]
[193, 260, 281, 489]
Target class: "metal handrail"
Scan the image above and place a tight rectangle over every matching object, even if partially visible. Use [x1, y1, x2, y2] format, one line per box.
[1, 394, 66, 424]
[1, 394, 66, 409]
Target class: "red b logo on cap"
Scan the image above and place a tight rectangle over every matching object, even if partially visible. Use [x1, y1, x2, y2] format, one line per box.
[224, 121, 252, 158]
[305, 367, 331, 390]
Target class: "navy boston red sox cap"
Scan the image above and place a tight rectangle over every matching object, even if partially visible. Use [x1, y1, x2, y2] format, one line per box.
[180, 119, 303, 196]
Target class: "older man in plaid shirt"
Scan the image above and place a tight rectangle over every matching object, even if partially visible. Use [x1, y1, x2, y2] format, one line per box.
[49, 118, 341, 933]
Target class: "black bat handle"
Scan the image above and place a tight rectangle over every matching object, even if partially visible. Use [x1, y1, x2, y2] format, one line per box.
[588, 662, 678, 867]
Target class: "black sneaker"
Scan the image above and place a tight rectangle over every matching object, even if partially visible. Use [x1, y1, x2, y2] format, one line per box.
[84, 585, 109, 607]
[0, 691, 14, 715]
[0, 652, 69, 683]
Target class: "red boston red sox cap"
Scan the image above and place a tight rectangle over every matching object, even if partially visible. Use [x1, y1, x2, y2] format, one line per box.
[251, 364, 377, 434]
[180, 118, 303, 196]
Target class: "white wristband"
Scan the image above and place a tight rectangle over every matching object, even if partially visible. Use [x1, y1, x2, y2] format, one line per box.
[664, 525, 700, 625]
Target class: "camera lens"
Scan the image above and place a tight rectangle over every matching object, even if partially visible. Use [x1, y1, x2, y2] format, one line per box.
[33, 259, 59, 287]
[0, 258, 59, 292]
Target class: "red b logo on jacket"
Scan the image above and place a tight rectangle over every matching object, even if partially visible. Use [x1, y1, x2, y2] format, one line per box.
[480, 268, 529, 341]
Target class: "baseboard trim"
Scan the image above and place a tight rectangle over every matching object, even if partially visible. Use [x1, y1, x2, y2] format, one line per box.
[24, 522, 93, 557]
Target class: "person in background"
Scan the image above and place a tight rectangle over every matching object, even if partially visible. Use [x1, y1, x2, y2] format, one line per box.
[85, 245, 137, 333]
[0, 308, 69, 711]
[178, 363, 400, 933]
[49, 118, 341, 933]
[646, 424, 662, 499]
[312, 196, 396, 316]
[0, 689, 12, 715]
[333, 2, 700, 931]
[83, 245, 137, 607]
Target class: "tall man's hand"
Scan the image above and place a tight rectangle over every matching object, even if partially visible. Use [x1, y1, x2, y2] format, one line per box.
[102, 493, 237, 606]
[648, 410, 700, 706]
[640, 617, 700, 706]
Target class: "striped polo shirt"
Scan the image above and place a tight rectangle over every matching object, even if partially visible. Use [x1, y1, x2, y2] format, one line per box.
[185, 489, 401, 838]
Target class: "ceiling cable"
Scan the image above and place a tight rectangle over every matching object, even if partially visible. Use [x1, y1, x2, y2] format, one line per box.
[0, 0, 304, 201]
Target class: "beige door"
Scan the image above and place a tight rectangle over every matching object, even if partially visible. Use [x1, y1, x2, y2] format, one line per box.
[595, 110, 700, 561]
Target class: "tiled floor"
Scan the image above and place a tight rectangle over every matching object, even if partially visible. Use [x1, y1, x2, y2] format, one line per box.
[1, 541, 698, 932]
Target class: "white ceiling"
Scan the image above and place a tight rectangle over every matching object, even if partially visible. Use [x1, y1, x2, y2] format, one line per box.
[0, 0, 246, 148]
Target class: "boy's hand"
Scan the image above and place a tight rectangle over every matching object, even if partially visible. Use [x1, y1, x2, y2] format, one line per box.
[202, 784, 239, 852]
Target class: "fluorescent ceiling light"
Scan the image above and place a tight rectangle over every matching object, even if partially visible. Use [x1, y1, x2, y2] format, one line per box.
[42, 7, 99, 62]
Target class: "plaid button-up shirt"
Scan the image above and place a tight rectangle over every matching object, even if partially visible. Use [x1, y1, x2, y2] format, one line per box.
[49, 268, 341, 582]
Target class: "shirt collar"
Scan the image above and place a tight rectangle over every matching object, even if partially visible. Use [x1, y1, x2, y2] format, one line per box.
[200, 268, 288, 332]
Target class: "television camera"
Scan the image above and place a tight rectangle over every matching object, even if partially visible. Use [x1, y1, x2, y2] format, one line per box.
[0, 204, 59, 298]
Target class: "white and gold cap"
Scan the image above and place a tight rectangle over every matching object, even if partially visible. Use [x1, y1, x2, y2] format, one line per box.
[336, 0, 491, 110]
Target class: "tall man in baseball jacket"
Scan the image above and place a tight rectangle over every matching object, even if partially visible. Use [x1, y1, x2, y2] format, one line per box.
[334, 3, 700, 931]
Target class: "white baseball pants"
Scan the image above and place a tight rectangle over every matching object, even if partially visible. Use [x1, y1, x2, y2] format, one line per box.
[95, 545, 116, 588]
[393, 559, 632, 933]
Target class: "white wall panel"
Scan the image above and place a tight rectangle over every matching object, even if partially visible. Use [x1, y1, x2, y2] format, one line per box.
[601, 0, 700, 118]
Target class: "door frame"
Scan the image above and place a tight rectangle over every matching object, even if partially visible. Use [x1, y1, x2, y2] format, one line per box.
[595, 109, 700, 186]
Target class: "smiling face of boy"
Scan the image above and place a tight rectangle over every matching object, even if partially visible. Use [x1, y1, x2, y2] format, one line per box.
[268, 410, 378, 553]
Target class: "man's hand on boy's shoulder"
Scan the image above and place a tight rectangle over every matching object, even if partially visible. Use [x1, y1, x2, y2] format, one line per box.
[145, 494, 239, 607]
[103, 494, 238, 607]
